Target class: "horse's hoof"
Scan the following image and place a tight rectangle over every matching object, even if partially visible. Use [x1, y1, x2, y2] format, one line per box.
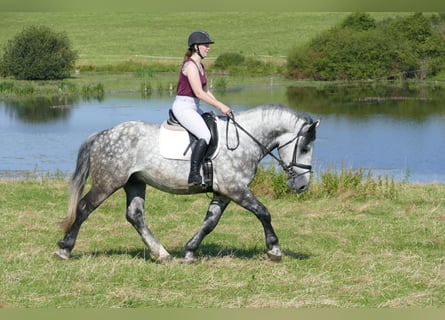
[181, 257, 195, 264]
[54, 249, 70, 260]
[267, 249, 282, 262]
[181, 251, 195, 264]
[157, 255, 174, 264]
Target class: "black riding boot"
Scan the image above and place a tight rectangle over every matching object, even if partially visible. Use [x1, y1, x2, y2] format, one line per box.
[188, 139, 208, 186]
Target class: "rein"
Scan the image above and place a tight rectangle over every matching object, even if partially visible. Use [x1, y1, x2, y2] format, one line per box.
[226, 113, 312, 176]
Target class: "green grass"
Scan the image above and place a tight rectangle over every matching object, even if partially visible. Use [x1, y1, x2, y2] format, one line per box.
[0, 12, 408, 68]
[1, 173, 444, 307]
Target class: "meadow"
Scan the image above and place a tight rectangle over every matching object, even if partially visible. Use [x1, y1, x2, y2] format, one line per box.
[0, 171, 444, 308]
[0, 12, 409, 68]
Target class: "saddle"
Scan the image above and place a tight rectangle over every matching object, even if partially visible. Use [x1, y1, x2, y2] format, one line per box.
[159, 110, 220, 191]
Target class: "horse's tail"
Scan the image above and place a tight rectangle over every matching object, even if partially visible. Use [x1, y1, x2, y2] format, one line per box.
[61, 134, 97, 232]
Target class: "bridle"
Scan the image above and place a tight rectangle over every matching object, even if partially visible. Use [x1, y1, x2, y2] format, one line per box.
[277, 131, 313, 178]
[226, 113, 313, 177]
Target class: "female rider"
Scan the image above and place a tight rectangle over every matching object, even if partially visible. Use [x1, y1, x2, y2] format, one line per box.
[172, 30, 232, 186]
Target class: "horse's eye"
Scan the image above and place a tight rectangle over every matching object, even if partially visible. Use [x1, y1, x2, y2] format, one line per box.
[301, 146, 310, 154]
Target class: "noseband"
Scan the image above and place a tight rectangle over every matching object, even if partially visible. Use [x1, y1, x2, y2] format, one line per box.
[226, 113, 312, 177]
[277, 134, 313, 177]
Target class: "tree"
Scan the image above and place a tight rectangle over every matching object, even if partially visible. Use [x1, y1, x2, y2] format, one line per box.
[340, 12, 377, 31]
[287, 13, 445, 80]
[0, 25, 78, 80]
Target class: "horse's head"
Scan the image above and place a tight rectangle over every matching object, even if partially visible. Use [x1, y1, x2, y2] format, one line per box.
[277, 119, 320, 194]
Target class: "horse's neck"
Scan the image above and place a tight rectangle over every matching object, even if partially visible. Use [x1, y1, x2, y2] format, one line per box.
[239, 108, 296, 137]
[234, 108, 299, 152]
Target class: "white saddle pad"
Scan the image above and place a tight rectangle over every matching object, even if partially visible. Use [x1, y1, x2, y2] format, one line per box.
[159, 120, 220, 160]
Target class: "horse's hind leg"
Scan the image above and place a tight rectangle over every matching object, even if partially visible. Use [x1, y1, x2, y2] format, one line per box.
[56, 187, 111, 259]
[124, 179, 172, 263]
[182, 194, 231, 263]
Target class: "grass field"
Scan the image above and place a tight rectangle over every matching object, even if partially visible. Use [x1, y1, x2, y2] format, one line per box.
[0, 177, 444, 307]
[0, 12, 409, 68]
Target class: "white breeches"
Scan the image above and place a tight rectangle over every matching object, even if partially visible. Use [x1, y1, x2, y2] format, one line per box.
[172, 96, 211, 144]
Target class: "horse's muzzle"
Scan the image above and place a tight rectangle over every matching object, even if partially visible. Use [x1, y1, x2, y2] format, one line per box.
[296, 184, 309, 194]
[287, 177, 310, 194]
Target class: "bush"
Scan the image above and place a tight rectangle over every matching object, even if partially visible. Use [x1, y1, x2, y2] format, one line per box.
[385, 13, 445, 78]
[214, 52, 245, 70]
[0, 25, 77, 80]
[212, 52, 277, 75]
[341, 12, 377, 31]
[287, 13, 445, 80]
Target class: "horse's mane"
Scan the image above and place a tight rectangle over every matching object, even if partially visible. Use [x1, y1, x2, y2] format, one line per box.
[239, 104, 313, 127]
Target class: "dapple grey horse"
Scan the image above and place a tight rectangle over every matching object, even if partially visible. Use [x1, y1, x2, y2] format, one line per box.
[55, 104, 319, 263]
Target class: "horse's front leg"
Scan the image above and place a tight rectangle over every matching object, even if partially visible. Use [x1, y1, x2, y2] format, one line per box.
[182, 194, 231, 263]
[234, 190, 282, 261]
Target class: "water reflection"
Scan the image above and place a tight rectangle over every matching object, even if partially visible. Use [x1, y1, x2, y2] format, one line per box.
[287, 82, 445, 121]
[1, 82, 444, 183]
[3, 95, 78, 123]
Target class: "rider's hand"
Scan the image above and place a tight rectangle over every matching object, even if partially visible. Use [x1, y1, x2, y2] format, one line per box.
[220, 105, 232, 116]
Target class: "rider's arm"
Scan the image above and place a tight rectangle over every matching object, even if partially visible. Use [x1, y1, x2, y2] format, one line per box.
[185, 62, 231, 115]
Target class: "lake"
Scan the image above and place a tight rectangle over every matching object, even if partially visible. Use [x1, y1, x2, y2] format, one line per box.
[1, 82, 444, 183]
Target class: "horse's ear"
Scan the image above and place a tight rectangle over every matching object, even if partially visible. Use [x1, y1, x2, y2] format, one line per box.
[305, 120, 320, 133]
[303, 120, 320, 141]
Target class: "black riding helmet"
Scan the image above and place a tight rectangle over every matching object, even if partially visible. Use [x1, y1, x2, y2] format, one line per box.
[187, 30, 214, 48]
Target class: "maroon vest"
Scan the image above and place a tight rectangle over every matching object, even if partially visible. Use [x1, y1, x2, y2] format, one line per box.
[176, 58, 207, 97]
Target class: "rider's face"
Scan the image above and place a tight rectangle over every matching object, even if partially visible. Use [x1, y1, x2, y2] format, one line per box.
[197, 44, 210, 57]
